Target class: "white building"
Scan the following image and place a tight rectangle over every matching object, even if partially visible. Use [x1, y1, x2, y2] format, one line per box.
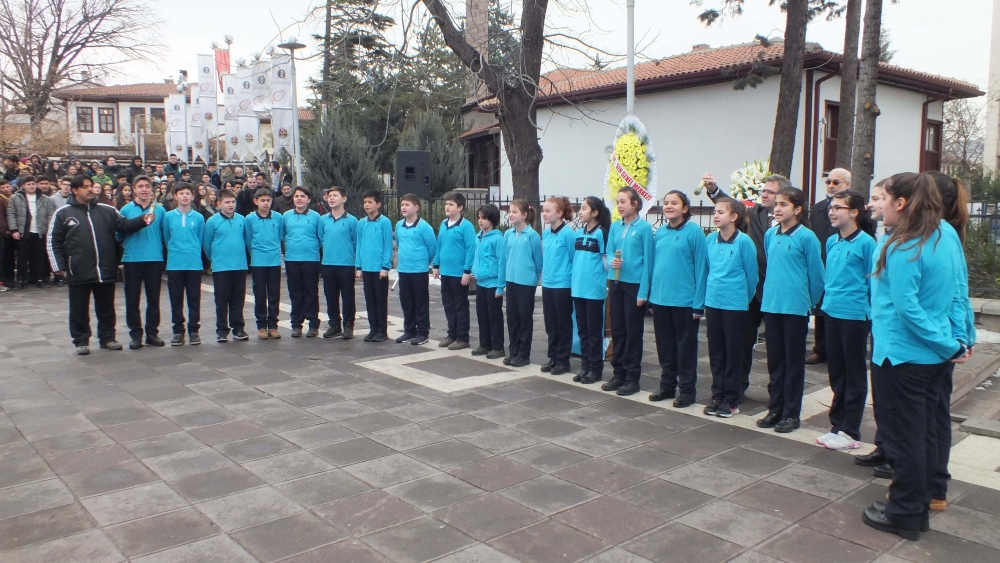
[462, 41, 983, 205]
[984, 0, 1000, 172]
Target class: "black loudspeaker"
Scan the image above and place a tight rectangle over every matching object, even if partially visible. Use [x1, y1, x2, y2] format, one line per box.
[395, 151, 431, 199]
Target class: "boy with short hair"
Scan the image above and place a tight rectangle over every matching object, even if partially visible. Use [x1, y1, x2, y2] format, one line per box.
[432, 192, 476, 350]
[6, 175, 53, 289]
[245, 187, 284, 339]
[162, 183, 205, 345]
[282, 186, 322, 337]
[395, 194, 436, 346]
[203, 189, 248, 343]
[355, 190, 393, 342]
[318, 186, 358, 339]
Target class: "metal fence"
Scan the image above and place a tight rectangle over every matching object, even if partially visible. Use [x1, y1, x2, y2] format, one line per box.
[967, 201, 1000, 296]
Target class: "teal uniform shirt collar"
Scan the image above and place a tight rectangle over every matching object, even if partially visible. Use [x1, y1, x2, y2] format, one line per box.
[583, 223, 601, 236]
[665, 218, 688, 231]
[717, 230, 739, 244]
[777, 222, 802, 236]
[366, 213, 383, 222]
[329, 209, 349, 222]
[402, 218, 420, 229]
[444, 217, 463, 229]
[255, 210, 273, 220]
[550, 221, 567, 234]
[838, 228, 862, 242]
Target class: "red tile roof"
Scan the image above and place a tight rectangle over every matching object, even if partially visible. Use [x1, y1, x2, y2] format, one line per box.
[54, 82, 197, 102]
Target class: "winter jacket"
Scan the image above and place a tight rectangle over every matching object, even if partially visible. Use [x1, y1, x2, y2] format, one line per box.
[7, 192, 55, 235]
[273, 194, 295, 214]
[0, 194, 9, 238]
[46, 200, 149, 285]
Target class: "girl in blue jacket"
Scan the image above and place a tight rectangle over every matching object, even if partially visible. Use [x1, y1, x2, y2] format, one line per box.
[604, 187, 654, 397]
[541, 196, 576, 375]
[862, 173, 970, 541]
[817, 191, 875, 451]
[757, 187, 824, 434]
[472, 204, 506, 359]
[704, 198, 758, 418]
[503, 199, 542, 367]
[649, 191, 707, 408]
[572, 196, 610, 384]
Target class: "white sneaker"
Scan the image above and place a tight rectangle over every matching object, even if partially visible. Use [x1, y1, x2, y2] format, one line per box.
[836, 431, 862, 450]
[821, 431, 862, 451]
[815, 432, 837, 448]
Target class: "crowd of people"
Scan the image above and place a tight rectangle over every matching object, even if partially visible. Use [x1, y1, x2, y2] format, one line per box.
[1, 147, 973, 544]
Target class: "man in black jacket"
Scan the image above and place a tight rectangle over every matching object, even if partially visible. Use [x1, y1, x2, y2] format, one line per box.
[704, 172, 791, 393]
[47, 176, 153, 355]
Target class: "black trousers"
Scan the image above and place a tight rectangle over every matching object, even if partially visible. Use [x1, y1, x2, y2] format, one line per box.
[740, 297, 764, 391]
[812, 306, 826, 359]
[123, 261, 164, 340]
[68, 282, 117, 346]
[212, 270, 246, 334]
[322, 265, 356, 329]
[763, 313, 809, 419]
[506, 282, 535, 360]
[1, 237, 16, 284]
[872, 360, 948, 531]
[250, 266, 281, 330]
[654, 305, 701, 399]
[475, 285, 504, 351]
[398, 272, 430, 337]
[933, 365, 954, 501]
[167, 270, 201, 335]
[609, 281, 644, 383]
[441, 275, 470, 342]
[286, 261, 320, 329]
[362, 271, 389, 335]
[574, 297, 605, 375]
[825, 315, 870, 440]
[707, 307, 746, 406]
[16, 233, 46, 282]
[543, 287, 573, 366]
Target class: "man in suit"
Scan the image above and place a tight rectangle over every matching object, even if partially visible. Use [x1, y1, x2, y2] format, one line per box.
[806, 167, 853, 365]
[703, 172, 791, 393]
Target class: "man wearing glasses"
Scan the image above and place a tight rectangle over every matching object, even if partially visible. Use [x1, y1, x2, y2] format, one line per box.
[703, 172, 791, 396]
[806, 168, 853, 365]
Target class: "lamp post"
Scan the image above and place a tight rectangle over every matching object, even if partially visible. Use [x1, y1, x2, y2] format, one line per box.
[278, 37, 306, 186]
[626, 0, 635, 116]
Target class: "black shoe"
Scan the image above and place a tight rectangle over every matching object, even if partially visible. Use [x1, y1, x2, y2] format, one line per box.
[854, 449, 887, 467]
[673, 396, 695, 408]
[873, 463, 895, 480]
[862, 506, 921, 541]
[233, 329, 249, 341]
[323, 325, 343, 339]
[306, 326, 319, 338]
[342, 325, 354, 340]
[217, 332, 229, 343]
[870, 502, 930, 532]
[36, 280, 43, 289]
[580, 371, 603, 385]
[100, 341, 123, 351]
[510, 357, 530, 368]
[601, 378, 625, 392]
[396, 332, 415, 344]
[574, 367, 590, 382]
[550, 364, 570, 376]
[129, 339, 144, 350]
[617, 381, 640, 396]
[649, 389, 674, 402]
[502, 355, 513, 365]
[704, 400, 722, 416]
[145, 336, 165, 347]
[756, 411, 781, 428]
[540, 360, 555, 372]
[371, 333, 387, 343]
[774, 418, 800, 433]
[486, 349, 505, 360]
[291, 327, 303, 338]
[188, 334, 201, 345]
[363, 331, 375, 342]
[471, 346, 489, 356]
[55, 279, 65, 287]
[11, 281, 23, 290]
[411, 335, 429, 345]
[171, 334, 184, 346]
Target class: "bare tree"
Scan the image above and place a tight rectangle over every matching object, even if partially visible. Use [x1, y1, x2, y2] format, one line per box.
[943, 98, 985, 175]
[834, 0, 860, 169]
[0, 0, 159, 129]
[851, 0, 883, 195]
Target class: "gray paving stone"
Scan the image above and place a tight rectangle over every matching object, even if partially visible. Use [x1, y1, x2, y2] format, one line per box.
[678, 499, 790, 547]
[420, 413, 500, 436]
[62, 460, 160, 498]
[459, 427, 543, 454]
[313, 490, 423, 536]
[613, 478, 713, 519]
[0, 529, 125, 563]
[554, 496, 666, 544]
[448, 456, 543, 492]
[123, 431, 204, 459]
[79, 481, 186, 526]
[275, 469, 373, 507]
[553, 458, 650, 494]
[342, 453, 438, 488]
[230, 511, 345, 562]
[130, 534, 256, 563]
[704, 446, 794, 478]
[624, 523, 743, 563]
[434, 544, 521, 563]
[243, 450, 334, 484]
[0, 478, 75, 520]
[434, 493, 544, 541]
[498, 475, 599, 515]
[505, 443, 592, 473]
[215, 434, 299, 463]
[195, 486, 302, 531]
[142, 447, 236, 481]
[661, 461, 758, 497]
[798, 501, 903, 552]
[0, 502, 97, 551]
[405, 440, 493, 470]
[306, 400, 380, 422]
[765, 464, 866, 500]
[169, 408, 240, 429]
[254, 409, 327, 432]
[102, 507, 218, 558]
[361, 515, 476, 563]
[728, 481, 830, 521]
[386, 401, 461, 423]
[759, 525, 879, 563]
[187, 420, 269, 445]
[101, 418, 182, 443]
[169, 466, 266, 503]
[368, 424, 449, 451]
[0, 457, 55, 489]
[385, 472, 484, 512]
[553, 428, 638, 457]
[490, 519, 609, 563]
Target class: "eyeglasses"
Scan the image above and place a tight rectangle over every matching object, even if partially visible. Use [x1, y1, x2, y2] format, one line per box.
[829, 205, 852, 212]
[824, 179, 845, 186]
[761, 189, 779, 195]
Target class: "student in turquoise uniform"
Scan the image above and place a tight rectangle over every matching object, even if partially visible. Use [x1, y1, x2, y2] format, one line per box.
[318, 186, 358, 340]
[394, 194, 437, 346]
[571, 196, 611, 384]
[356, 190, 393, 342]
[816, 190, 876, 451]
[648, 191, 707, 408]
[756, 187, 824, 434]
[503, 199, 542, 367]
[540, 196, 576, 375]
[161, 183, 205, 345]
[703, 198, 758, 418]
[118, 175, 165, 349]
[203, 189, 248, 342]
[432, 192, 476, 350]
[282, 187, 322, 337]
[245, 188, 285, 339]
[602, 187, 653, 397]
[471, 204, 506, 359]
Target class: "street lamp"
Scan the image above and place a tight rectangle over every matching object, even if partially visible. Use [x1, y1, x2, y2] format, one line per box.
[278, 37, 306, 186]
[626, 0, 635, 116]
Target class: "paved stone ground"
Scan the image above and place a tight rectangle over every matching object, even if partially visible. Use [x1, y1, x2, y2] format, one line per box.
[2, 274, 1000, 563]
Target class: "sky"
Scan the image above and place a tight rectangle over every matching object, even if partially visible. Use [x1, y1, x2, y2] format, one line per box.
[119, 0, 993, 102]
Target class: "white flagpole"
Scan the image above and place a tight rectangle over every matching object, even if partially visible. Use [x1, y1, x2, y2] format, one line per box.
[626, 0, 636, 116]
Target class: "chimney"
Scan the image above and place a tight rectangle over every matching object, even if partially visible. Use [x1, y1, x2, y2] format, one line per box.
[691, 44, 711, 52]
[466, 0, 489, 102]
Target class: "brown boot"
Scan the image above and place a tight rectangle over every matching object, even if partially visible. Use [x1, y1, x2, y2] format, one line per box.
[269, 329, 281, 339]
[257, 329, 269, 340]
[929, 499, 947, 511]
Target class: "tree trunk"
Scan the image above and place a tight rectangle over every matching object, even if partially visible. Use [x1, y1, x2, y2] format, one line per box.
[768, 0, 809, 178]
[851, 0, 883, 196]
[322, 0, 332, 105]
[498, 90, 542, 205]
[835, 0, 861, 169]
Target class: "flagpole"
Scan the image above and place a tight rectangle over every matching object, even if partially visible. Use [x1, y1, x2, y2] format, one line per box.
[279, 38, 306, 186]
[626, 0, 635, 116]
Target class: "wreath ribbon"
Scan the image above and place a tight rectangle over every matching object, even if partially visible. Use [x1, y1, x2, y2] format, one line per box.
[612, 151, 652, 202]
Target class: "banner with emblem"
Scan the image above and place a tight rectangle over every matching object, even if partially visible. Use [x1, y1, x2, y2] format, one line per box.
[269, 54, 293, 152]
[251, 59, 270, 111]
[239, 115, 260, 161]
[165, 93, 187, 158]
[222, 73, 240, 160]
[196, 54, 219, 139]
[190, 98, 211, 164]
[236, 66, 254, 117]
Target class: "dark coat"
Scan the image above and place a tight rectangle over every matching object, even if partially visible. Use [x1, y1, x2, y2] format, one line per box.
[47, 200, 148, 285]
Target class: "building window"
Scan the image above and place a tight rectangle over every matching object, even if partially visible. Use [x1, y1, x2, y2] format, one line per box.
[77, 107, 94, 132]
[922, 120, 942, 172]
[129, 107, 147, 132]
[823, 102, 839, 173]
[98, 108, 115, 133]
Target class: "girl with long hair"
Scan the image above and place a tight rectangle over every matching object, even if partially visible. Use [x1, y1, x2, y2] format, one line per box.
[471, 204, 506, 359]
[572, 196, 611, 384]
[540, 196, 576, 375]
[113, 184, 133, 210]
[503, 199, 542, 367]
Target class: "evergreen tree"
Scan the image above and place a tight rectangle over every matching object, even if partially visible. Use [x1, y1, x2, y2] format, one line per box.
[302, 107, 383, 217]
[398, 111, 465, 197]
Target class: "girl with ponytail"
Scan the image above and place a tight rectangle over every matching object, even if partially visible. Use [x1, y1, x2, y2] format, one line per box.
[503, 199, 542, 367]
[540, 197, 577, 375]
